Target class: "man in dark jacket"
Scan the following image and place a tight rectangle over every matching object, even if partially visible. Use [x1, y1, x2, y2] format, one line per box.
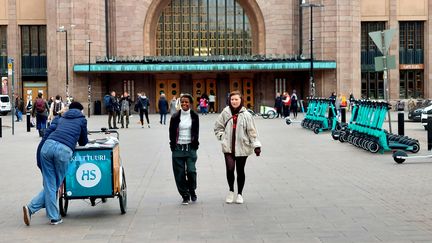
[23, 102, 88, 226]
[107, 91, 119, 129]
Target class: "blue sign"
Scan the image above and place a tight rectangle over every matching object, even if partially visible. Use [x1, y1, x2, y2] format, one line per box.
[65, 149, 113, 197]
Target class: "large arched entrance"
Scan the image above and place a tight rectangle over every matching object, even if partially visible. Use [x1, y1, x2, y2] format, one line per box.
[143, 0, 266, 56]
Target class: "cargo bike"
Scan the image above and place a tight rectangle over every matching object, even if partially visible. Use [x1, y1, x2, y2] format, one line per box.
[58, 128, 127, 216]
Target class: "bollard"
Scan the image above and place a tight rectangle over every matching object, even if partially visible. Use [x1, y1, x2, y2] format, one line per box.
[26, 112, 31, 132]
[341, 107, 346, 123]
[0, 117, 2, 138]
[398, 111, 404, 136]
[428, 116, 432, 151]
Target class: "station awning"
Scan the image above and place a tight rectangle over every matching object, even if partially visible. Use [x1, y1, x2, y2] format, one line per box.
[74, 61, 336, 73]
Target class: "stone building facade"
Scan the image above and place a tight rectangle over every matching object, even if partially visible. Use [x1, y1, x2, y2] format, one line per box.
[0, 0, 430, 114]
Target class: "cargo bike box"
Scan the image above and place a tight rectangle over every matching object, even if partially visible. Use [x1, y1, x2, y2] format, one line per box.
[58, 129, 127, 216]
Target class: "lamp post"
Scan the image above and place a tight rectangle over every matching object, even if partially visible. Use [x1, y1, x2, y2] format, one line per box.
[300, 1, 324, 97]
[56, 26, 69, 97]
[87, 40, 92, 117]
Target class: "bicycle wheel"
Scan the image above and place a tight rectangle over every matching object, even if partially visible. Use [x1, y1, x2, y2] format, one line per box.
[267, 110, 276, 119]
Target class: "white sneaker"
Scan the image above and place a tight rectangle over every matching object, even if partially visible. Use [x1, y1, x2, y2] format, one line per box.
[236, 194, 244, 204]
[225, 191, 234, 204]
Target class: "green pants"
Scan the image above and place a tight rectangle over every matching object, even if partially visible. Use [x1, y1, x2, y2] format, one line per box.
[172, 146, 197, 199]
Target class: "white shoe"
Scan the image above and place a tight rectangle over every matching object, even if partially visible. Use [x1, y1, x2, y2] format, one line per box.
[225, 191, 234, 204]
[236, 194, 244, 204]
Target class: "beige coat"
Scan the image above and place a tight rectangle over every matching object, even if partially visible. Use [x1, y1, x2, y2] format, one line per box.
[214, 106, 262, 156]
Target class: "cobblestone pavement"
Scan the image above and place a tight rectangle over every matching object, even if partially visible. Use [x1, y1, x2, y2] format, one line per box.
[1, 111, 432, 242]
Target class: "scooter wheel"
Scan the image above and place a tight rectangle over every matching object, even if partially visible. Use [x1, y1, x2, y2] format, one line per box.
[393, 150, 407, 164]
[285, 118, 292, 125]
[313, 128, 320, 134]
[331, 130, 339, 140]
[368, 142, 380, 153]
[411, 142, 420, 153]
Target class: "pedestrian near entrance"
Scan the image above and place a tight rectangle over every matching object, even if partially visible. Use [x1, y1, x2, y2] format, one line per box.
[105, 91, 119, 129]
[274, 92, 283, 118]
[214, 91, 261, 204]
[282, 91, 291, 118]
[137, 92, 151, 128]
[208, 92, 216, 113]
[32, 92, 49, 137]
[48, 95, 64, 122]
[158, 93, 169, 125]
[23, 102, 88, 226]
[170, 96, 177, 115]
[15, 95, 24, 122]
[120, 92, 132, 128]
[169, 94, 200, 205]
[291, 90, 298, 119]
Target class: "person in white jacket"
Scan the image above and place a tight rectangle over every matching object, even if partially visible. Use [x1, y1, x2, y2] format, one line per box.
[214, 90, 261, 204]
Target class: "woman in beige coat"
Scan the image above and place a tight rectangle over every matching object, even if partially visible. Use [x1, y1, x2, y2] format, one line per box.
[214, 91, 261, 204]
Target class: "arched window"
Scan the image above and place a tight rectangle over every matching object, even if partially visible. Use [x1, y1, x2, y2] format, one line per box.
[156, 0, 252, 56]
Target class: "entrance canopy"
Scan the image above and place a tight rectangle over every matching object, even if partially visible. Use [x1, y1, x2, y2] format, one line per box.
[74, 55, 336, 73]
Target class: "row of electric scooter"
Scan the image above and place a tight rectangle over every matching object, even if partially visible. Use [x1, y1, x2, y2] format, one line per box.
[297, 97, 420, 154]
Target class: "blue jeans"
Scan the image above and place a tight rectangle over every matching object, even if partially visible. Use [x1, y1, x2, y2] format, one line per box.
[27, 139, 73, 221]
[36, 113, 47, 131]
[15, 110, 22, 121]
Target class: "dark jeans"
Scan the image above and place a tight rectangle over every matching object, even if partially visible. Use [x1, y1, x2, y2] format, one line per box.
[209, 102, 215, 113]
[283, 105, 290, 117]
[120, 110, 130, 128]
[160, 113, 167, 124]
[108, 111, 117, 128]
[36, 113, 47, 137]
[224, 153, 247, 195]
[139, 109, 150, 125]
[172, 145, 197, 199]
[291, 105, 298, 118]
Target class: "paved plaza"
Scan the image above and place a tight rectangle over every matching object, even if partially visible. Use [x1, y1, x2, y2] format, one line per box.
[2, 112, 432, 242]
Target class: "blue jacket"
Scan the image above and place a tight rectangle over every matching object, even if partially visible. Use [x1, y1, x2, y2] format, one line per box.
[158, 97, 169, 114]
[36, 115, 60, 170]
[47, 109, 88, 151]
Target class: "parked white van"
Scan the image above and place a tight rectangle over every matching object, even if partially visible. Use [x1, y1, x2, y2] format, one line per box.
[0, 95, 11, 115]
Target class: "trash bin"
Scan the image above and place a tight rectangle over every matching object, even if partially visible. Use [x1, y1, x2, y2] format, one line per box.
[94, 100, 101, 115]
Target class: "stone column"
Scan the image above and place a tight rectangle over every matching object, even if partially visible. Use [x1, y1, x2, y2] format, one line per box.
[388, 0, 399, 100]
[7, 0, 20, 96]
[334, 0, 361, 98]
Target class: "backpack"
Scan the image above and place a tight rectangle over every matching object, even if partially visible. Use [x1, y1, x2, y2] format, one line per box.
[291, 94, 297, 104]
[53, 102, 62, 116]
[200, 98, 207, 108]
[104, 95, 112, 109]
[140, 97, 149, 110]
[35, 98, 46, 113]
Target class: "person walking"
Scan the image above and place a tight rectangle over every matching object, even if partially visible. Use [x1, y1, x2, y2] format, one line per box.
[169, 94, 200, 205]
[335, 94, 342, 119]
[137, 92, 151, 128]
[23, 102, 88, 226]
[32, 92, 49, 137]
[116, 95, 121, 124]
[120, 92, 132, 128]
[170, 96, 177, 115]
[158, 93, 169, 125]
[199, 95, 208, 115]
[48, 95, 64, 123]
[105, 91, 119, 129]
[214, 91, 261, 204]
[15, 95, 24, 122]
[274, 92, 283, 118]
[291, 90, 299, 119]
[282, 91, 291, 118]
[208, 92, 216, 113]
